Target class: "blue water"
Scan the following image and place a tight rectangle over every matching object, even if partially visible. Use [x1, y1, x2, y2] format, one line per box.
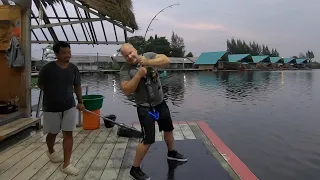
[31, 70, 320, 180]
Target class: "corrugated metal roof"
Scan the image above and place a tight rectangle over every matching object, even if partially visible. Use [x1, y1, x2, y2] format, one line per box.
[283, 58, 295, 64]
[296, 58, 307, 64]
[270, 57, 281, 63]
[187, 57, 198, 62]
[170, 57, 194, 64]
[71, 55, 113, 63]
[252, 55, 269, 63]
[32, 57, 40, 61]
[228, 54, 251, 62]
[194, 51, 227, 65]
[113, 56, 196, 64]
[113, 56, 126, 63]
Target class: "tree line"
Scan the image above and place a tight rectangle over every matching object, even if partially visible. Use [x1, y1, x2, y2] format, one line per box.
[227, 38, 280, 57]
[295, 50, 315, 61]
[227, 38, 316, 62]
[126, 31, 194, 57]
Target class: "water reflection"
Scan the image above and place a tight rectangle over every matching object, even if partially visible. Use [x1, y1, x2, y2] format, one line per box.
[167, 160, 187, 180]
[30, 70, 319, 180]
[164, 72, 186, 104]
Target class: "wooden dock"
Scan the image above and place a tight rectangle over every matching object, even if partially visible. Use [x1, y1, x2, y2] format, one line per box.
[0, 121, 258, 180]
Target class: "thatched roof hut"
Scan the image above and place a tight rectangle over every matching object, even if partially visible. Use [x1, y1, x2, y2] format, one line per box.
[40, 0, 138, 30]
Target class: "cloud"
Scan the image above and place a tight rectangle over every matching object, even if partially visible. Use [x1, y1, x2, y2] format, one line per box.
[178, 22, 227, 31]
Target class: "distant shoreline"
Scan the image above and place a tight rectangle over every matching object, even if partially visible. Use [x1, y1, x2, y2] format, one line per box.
[31, 68, 314, 77]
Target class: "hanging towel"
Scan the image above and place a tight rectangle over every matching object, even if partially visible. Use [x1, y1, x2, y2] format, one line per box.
[6, 36, 25, 68]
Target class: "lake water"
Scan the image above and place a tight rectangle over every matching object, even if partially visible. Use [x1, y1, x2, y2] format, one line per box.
[31, 70, 320, 180]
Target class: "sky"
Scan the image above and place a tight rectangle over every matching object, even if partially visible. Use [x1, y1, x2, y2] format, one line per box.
[22, 0, 319, 60]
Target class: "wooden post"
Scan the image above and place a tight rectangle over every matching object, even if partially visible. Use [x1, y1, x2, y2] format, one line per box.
[22, 2, 32, 117]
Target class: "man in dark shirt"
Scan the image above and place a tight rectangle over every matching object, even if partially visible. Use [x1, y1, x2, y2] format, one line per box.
[37, 41, 84, 176]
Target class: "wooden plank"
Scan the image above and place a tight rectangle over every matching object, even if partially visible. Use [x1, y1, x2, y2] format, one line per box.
[12, 129, 82, 180]
[46, 129, 102, 180]
[188, 122, 240, 180]
[0, 117, 41, 141]
[99, 136, 129, 180]
[0, 141, 44, 174]
[0, 142, 54, 180]
[0, 131, 42, 163]
[65, 127, 113, 180]
[0, 109, 25, 126]
[82, 127, 119, 180]
[0, 117, 38, 133]
[172, 124, 184, 140]
[29, 130, 90, 180]
[117, 137, 139, 180]
[178, 122, 196, 139]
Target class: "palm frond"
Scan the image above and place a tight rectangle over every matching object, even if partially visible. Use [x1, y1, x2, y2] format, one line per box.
[39, 0, 138, 30]
[40, 0, 63, 7]
[78, 0, 138, 30]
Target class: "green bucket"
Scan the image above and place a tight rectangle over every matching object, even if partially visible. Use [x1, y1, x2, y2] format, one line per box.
[82, 94, 104, 111]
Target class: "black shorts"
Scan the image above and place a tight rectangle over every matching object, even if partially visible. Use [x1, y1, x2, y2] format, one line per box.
[137, 100, 174, 144]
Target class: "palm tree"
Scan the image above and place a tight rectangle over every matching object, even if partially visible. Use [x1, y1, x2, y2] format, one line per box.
[39, 0, 138, 30]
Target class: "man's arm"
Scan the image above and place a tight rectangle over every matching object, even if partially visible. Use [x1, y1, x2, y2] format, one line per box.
[73, 66, 83, 103]
[119, 66, 146, 96]
[37, 66, 45, 90]
[120, 73, 142, 96]
[74, 85, 83, 103]
[141, 54, 170, 67]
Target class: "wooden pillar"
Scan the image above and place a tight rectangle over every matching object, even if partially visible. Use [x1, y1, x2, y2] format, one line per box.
[22, 2, 32, 116]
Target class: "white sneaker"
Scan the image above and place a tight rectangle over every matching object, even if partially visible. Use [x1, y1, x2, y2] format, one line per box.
[61, 164, 79, 176]
[46, 151, 63, 163]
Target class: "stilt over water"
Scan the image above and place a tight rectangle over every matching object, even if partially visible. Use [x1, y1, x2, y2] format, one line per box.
[0, 121, 258, 180]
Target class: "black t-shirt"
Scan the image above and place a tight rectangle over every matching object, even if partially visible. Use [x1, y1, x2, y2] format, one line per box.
[38, 61, 81, 112]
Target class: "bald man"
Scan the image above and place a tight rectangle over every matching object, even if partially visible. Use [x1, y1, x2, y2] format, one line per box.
[119, 43, 187, 180]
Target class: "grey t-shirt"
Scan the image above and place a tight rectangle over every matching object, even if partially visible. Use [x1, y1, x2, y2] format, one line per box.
[120, 52, 163, 107]
[38, 61, 81, 112]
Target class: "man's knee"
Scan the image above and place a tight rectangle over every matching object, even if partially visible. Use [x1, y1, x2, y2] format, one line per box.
[158, 118, 174, 132]
[62, 131, 73, 138]
[43, 112, 61, 135]
[142, 135, 155, 145]
[141, 124, 155, 145]
[47, 133, 58, 137]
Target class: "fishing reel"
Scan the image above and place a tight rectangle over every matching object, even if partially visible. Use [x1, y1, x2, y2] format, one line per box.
[146, 67, 158, 83]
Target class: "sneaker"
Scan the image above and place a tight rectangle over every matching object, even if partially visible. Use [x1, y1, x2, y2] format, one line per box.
[130, 166, 150, 180]
[46, 151, 63, 163]
[61, 164, 79, 176]
[167, 150, 188, 162]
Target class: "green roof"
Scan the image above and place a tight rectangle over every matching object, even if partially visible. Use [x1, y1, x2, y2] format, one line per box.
[283, 58, 295, 63]
[194, 51, 227, 65]
[296, 58, 307, 64]
[252, 55, 269, 63]
[228, 54, 252, 62]
[270, 57, 281, 63]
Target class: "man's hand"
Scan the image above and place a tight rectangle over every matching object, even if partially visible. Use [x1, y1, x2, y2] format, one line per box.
[76, 103, 85, 111]
[136, 67, 147, 78]
[138, 56, 151, 66]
